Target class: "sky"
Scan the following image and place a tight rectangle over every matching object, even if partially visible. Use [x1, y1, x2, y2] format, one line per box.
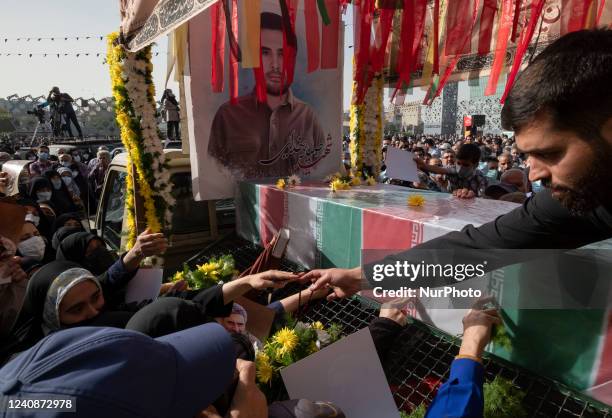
[0, 1, 466, 111]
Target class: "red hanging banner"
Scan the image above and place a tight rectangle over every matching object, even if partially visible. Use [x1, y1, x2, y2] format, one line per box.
[321, 0, 341, 69]
[485, 0, 514, 96]
[253, 37, 267, 103]
[229, 0, 239, 104]
[562, 0, 595, 34]
[392, 0, 428, 99]
[211, 2, 226, 93]
[433, 0, 440, 74]
[596, 0, 607, 25]
[478, 0, 498, 55]
[370, 7, 394, 74]
[511, 0, 522, 42]
[445, 0, 474, 56]
[304, 0, 321, 73]
[279, 0, 298, 90]
[501, 0, 546, 103]
[353, 0, 374, 104]
[428, 0, 481, 104]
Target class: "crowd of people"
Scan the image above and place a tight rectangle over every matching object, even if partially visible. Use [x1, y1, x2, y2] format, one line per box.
[0, 28, 610, 418]
[344, 132, 535, 204]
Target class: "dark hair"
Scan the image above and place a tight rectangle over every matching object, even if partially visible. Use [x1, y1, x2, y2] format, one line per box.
[501, 29, 612, 140]
[456, 144, 481, 164]
[261, 12, 297, 49]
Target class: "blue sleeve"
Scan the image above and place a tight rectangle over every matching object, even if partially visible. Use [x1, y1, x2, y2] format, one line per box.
[425, 359, 484, 418]
[100, 255, 139, 291]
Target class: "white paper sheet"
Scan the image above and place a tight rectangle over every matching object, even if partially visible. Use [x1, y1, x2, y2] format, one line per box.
[385, 147, 419, 182]
[281, 328, 400, 418]
[124, 268, 163, 304]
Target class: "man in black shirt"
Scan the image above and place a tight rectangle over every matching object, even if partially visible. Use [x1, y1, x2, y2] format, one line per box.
[301, 29, 612, 298]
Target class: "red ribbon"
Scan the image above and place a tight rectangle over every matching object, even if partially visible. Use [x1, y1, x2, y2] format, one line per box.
[304, 0, 321, 73]
[353, 0, 374, 104]
[392, 0, 428, 100]
[428, 0, 481, 104]
[279, 0, 298, 91]
[501, 0, 546, 103]
[211, 2, 226, 93]
[596, 0, 607, 25]
[478, 0, 498, 55]
[229, 0, 239, 104]
[433, 0, 440, 74]
[253, 34, 267, 103]
[562, 0, 595, 34]
[485, 0, 514, 96]
[511, 0, 522, 43]
[321, 0, 341, 69]
[445, 0, 474, 56]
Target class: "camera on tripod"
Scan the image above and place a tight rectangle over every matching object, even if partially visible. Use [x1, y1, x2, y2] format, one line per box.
[26, 106, 46, 124]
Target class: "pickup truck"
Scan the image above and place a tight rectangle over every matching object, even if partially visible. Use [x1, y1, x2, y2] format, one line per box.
[94, 150, 235, 277]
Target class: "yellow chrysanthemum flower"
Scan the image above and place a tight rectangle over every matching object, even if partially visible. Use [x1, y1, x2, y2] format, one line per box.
[276, 178, 287, 189]
[311, 321, 324, 330]
[407, 194, 426, 207]
[172, 270, 185, 282]
[256, 353, 274, 384]
[273, 327, 299, 356]
[330, 179, 350, 192]
[350, 176, 362, 186]
[366, 176, 377, 186]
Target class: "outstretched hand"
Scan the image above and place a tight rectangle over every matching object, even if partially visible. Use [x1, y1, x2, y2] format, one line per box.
[249, 270, 298, 290]
[300, 267, 362, 301]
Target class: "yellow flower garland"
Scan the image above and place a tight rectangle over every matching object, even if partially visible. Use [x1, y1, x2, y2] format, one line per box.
[107, 32, 173, 248]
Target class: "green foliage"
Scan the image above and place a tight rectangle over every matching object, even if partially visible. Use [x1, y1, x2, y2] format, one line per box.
[490, 323, 512, 352]
[171, 254, 238, 290]
[483, 376, 527, 418]
[400, 404, 427, 418]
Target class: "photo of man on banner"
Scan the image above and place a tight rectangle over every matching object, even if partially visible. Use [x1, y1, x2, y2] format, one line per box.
[208, 12, 329, 179]
[186, 0, 342, 200]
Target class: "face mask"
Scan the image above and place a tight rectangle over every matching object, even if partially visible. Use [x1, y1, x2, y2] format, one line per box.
[37, 191, 52, 202]
[73, 156, 81, 163]
[62, 176, 73, 186]
[18, 235, 46, 261]
[83, 154, 90, 160]
[25, 213, 40, 226]
[85, 247, 117, 275]
[456, 164, 475, 179]
[61, 161, 71, 167]
[72, 170, 79, 178]
[51, 179, 62, 190]
[485, 169, 498, 179]
[38, 152, 49, 161]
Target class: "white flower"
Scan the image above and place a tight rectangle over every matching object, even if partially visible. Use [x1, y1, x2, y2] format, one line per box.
[287, 174, 301, 187]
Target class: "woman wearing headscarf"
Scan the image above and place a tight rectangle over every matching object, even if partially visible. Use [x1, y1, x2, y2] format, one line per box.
[28, 177, 54, 208]
[42, 169, 79, 216]
[16, 198, 53, 242]
[50, 212, 84, 251]
[3, 261, 295, 364]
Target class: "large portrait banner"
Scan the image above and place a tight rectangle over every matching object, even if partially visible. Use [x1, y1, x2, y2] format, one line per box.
[186, 0, 344, 200]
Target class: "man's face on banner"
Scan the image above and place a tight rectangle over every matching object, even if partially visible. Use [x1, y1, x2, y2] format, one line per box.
[261, 28, 286, 95]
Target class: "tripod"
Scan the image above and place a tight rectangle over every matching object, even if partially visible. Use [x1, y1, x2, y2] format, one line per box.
[30, 118, 53, 147]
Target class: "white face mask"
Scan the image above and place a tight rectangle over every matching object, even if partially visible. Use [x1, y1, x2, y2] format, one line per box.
[25, 213, 40, 226]
[51, 179, 62, 190]
[62, 176, 73, 186]
[72, 170, 79, 178]
[61, 161, 71, 168]
[73, 156, 81, 163]
[37, 191, 52, 202]
[18, 235, 46, 261]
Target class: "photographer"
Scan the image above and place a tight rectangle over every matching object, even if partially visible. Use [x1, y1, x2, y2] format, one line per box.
[47, 87, 83, 139]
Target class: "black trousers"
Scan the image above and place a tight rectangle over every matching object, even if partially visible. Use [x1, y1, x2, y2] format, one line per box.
[65, 111, 83, 138]
[167, 121, 180, 140]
